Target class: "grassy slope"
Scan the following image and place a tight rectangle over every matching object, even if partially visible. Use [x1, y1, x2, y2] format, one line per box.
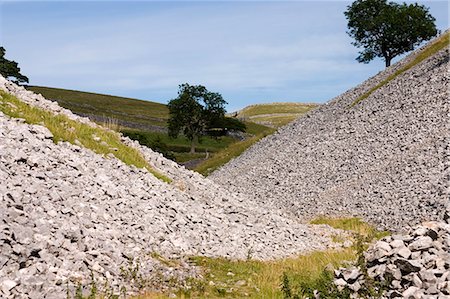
[27, 86, 169, 128]
[0, 90, 171, 182]
[351, 31, 450, 107]
[235, 102, 318, 128]
[194, 122, 275, 176]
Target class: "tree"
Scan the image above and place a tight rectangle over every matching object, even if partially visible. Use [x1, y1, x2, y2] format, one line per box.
[0, 47, 29, 84]
[168, 84, 228, 153]
[344, 0, 438, 67]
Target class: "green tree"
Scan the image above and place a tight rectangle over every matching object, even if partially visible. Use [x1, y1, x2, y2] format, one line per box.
[168, 83, 228, 153]
[344, 0, 438, 67]
[0, 47, 29, 84]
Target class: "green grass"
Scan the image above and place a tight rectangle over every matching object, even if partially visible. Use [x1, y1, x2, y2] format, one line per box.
[0, 90, 171, 183]
[194, 123, 275, 176]
[310, 217, 390, 240]
[238, 102, 318, 116]
[249, 114, 301, 127]
[26, 86, 169, 128]
[351, 32, 450, 107]
[235, 102, 318, 128]
[133, 217, 384, 299]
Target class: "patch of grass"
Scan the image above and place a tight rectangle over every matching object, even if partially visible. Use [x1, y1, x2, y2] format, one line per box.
[103, 218, 384, 298]
[172, 152, 206, 163]
[136, 249, 355, 299]
[351, 32, 450, 107]
[122, 130, 235, 153]
[27, 85, 169, 128]
[0, 90, 171, 183]
[194, 124, 275, 176]
[310, 217, 390, 240]
[249, 114, 300, 127]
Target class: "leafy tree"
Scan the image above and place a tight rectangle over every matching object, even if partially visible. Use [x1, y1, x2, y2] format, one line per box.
[168, 84, 228, 153]
[0, 47, 29, 84]
[344, 0, 438, 67]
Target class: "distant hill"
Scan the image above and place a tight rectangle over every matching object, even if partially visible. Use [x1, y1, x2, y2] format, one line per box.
[234, 102, 318, 128]
[26, 86, 169, 132]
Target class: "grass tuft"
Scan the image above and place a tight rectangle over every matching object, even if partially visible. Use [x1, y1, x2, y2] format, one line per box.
[351, 32, 450, 107]
[0, 90, 171, 183]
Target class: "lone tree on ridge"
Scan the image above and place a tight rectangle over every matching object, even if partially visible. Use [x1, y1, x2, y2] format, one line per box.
[168, 83, 228, 153]
[0, 47, 29, 84]
[344, 0, 438, 67]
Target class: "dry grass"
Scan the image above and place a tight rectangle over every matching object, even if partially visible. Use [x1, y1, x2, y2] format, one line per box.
[310, 217, 389, 240]
[0, 90, 171, 183]
[132, 218, 385, 299]
[135, 249, 355, 299]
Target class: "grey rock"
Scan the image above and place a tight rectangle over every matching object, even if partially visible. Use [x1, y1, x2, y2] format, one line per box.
[395, 259, 422, 274]
[409, 236, 434, 251]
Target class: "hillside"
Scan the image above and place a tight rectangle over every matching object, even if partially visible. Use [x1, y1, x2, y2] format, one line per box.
[212, 32, 450, 231]
[234, 102, 318, 128]
[0, 76, 342, 298]
[26, 86, 169, 131]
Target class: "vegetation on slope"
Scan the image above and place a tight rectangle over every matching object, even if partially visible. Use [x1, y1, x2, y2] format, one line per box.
[351, 31, 449, 107]
[128, 218, 387, 299]
[122, 130, 236, 162]
[26, 86, 169, 128]
[194, 122, 275, 176]
[0, 90, 171, 183]
[25, 86, 277, 171]
[234, 102, 318, 128]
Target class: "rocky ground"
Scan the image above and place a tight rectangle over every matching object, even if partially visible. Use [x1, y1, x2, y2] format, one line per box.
[211, 43, 449, 232]
[334, 220, 450, 298]
[0, 77, 342, 298]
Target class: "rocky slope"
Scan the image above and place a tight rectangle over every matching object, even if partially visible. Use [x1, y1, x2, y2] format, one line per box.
[211, 37, 450, 231]
[333, 220, 450, 298]
[0, 77, 342, 298]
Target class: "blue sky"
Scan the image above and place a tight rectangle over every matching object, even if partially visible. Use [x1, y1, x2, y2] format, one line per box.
[0, 1, 448, 112]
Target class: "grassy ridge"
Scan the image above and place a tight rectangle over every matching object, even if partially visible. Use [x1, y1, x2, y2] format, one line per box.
[27, 86, 169, 128]
[238, 102, 317, 116]
[0, 90, 171, 183]
[351, 31, 450, 107]
[235, 102, 318, 128]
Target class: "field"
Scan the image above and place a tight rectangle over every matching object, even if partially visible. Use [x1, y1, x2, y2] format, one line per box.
[26, 86, 169, 129]
[234, 102, 318, 128]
